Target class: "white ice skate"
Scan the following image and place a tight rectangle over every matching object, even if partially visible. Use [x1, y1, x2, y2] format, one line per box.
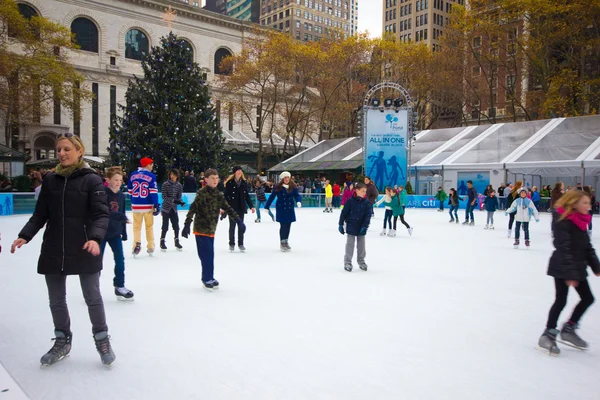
[507, 229, 512, 238]
[387, 229, 397, 237]
[484, 224, 489, 230]
[408, 227, 413, 236]
[380, 229, 387, 236]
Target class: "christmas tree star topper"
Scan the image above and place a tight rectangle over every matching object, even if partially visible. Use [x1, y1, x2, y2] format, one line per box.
[162, 5, 177, 30]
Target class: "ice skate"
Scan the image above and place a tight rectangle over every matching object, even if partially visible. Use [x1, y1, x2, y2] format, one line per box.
[132, 242, 141, 257]
[280, 241, 289, 252]
[174, 238, 183, 251]
[525, 240, 530, 248]
[437, 209, 443, 212]
[449, 218, 455, 223]
[160, 239, 167, 252]
[255, 218, 261, 223]
[147, 249, 154, 257]
[507, 229, 512, 238]
[408, 227, 413, 236]
[455, 218, 459, 224]
[469, 221, 474, 226]
[212, 280, 220, 290]
[344, 263, 353, 272]
[513, 239, 520, 249]
[40, 331, 72, 366]
[359, 263, 368, 271]
[115, 287, 134, 301]
[94, 332, 115, 366]
[380, 229, 387, 236]
[560, 322, 588, 350]
[323, 208, 328, 213]
[462, 220, 470, 225]
[387, 229, 396, 237]
[283, 240, 292, 251]
[203, 280, 217, 291]
[238, 245, 246, 252]
[484, 224, 489, 230]
[490, 225, 495, 230]
[538, 329, 561, 356]
[229, 245, 235, 252]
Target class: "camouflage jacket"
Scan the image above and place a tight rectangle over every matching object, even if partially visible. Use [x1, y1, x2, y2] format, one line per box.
[184, 186, 240, 235]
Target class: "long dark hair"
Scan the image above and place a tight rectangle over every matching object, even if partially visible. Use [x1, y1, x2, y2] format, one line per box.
[275, 178, 297, 192]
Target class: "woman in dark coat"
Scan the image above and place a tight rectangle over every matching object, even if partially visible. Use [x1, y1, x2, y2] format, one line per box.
[550, 182, 565, 232]
[11, 133, 115, 366]
[264, 171, 302, 252]
[223, 166, 255, 252]
[538, 190, 600, 356]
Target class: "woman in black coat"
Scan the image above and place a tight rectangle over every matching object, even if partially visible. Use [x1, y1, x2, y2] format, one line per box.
[223, 166, 255, 252]
[537, 190, 600, 356]
[11, 134, 115, 366]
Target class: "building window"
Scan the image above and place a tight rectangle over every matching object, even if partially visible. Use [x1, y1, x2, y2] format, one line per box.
[73, 81, 81, 137]
[8, 3, 39, 37]
[92, 83, 98, 156]
[214, 48, 233, 75]
[473, 36, 481, 48]
[110, 85, 116, 127]
[71, 17, 99, 53]
[228, 103, 234, 131]
[125, 29, 149, 60]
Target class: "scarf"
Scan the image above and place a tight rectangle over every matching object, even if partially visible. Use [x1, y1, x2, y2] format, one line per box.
[557, 207, 591, 231]
[55, 160, 86, 177]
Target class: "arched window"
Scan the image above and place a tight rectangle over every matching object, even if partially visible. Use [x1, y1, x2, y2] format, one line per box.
[180, 39, 194, 62]
[71, 17, 99, 53]
[214, 48, 232, 75]
[8, 3, 39, 37]
[34, 135, 56, 161]
[125, 29, 149, 61]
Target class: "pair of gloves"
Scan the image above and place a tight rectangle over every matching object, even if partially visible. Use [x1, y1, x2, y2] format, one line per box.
[181, 219, 246, 239]
[264, 202, 302, 212]
[338, 225, 367, 236]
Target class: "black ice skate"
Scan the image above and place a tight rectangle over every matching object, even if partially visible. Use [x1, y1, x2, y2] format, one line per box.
[160, 239, 167, 252]
[455, 219, 459, 224]
[538, 328, 560, 356]
[94, 332, 115, 366]
[560, 322, 588, 350]
[115, 287, 134, 301]
[344, 263, 353, 272]
[203, 280, 216, 291]
[133, 242, 141, 257]
[40, 330, 72, 366]
[513, 239, 520, 249]
[212, 280, 220, 290]
[462, 220, 470, 225]
[359, 263, 368, 271]
[174, 238, 183, 251]
[449, 218, 455, 223]
[255, 218, 261, 223]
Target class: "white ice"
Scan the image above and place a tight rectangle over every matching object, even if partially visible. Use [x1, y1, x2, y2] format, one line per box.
[0, 208, 599, 400]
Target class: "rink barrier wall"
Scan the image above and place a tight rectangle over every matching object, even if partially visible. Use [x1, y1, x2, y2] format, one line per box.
[0, 193, 553, 216]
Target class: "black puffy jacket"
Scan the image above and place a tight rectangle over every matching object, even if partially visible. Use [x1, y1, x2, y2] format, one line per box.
[224, 178, 253, 214]
[548, 218, 600, 281]
[18, 167, 108, 275]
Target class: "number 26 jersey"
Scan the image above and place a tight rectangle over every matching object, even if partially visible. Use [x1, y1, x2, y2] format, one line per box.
[127, 168, 159, 213]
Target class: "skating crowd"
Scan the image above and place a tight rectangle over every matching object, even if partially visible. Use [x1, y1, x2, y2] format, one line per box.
[2, 134, 600, 366]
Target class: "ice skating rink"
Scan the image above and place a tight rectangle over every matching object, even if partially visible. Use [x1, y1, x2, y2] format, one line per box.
[1, 208, 599, 400]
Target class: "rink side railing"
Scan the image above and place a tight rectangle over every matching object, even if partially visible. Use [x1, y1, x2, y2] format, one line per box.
[0, 192, 554, 216]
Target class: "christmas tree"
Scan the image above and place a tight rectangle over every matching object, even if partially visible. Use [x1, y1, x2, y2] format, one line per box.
[109, 32, 229, 180]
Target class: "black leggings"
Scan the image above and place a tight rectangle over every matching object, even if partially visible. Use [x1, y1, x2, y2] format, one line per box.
[383, 210, 393, 229]
[508, 212, 516, 230]
[279, 223, 291, 240]
[546, 278, 595, 329]
[393, 215, 410, 230]
[161, 209, 180, 239]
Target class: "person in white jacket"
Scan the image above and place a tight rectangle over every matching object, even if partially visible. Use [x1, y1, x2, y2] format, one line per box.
[506, 188, 540, 248]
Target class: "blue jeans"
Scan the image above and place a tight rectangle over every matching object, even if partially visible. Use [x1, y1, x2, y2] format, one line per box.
[465, 203, 475, 221]
[449, 205, 458, 219]
[195, 235, 215, 283]
[101, 237, 126, 288]
[383, 209, 393, 229]
[515, 221, 530, 240]
[256, 200, 274, 221]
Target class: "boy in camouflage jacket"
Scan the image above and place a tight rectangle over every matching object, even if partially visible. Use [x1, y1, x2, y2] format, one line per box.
[182, 169, 244, 290]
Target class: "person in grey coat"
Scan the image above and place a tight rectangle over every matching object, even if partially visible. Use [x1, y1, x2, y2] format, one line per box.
[161, 169, 185, 251]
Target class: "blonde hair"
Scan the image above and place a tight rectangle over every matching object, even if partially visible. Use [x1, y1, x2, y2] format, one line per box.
[555, 190, 590, 220]
[224, 171, 246, 184]
[106, 166, 124, 179]
[56, 133, 85, 155]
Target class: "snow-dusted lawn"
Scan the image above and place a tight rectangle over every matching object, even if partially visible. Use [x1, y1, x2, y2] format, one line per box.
[0, 208, 598, 400]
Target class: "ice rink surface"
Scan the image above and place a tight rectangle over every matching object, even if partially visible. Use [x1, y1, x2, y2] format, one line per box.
[0, 208, 599, 400]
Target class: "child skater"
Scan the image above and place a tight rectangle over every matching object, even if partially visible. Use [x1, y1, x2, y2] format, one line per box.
[254, 179, 274, 223]
[181, 169, 244, 290]
[448, 188, 462, 223]
[537, 190, 600, 356]
[101, 167, 134, 301]
[339, 183, 372, 272]
[391, 187, 412, 236]
[435, 187, 448, 212]
[160, 169, 185, 252]
[483, 189, 498, 230]
[505, 188, 539, 248]
[264, 171, 302, 252]
[324, 179, 333, 213]
[375, 187, 393, 236]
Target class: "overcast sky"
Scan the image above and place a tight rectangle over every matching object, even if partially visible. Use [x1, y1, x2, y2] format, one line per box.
[357, 0, 383, 37]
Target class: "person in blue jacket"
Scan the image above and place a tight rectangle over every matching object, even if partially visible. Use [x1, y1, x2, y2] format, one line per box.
[339, 182, 372, 272]
[101, 167, 134, 301]
[463, 180, 478, 226]
[264, 171, 302, 252]
[483, 189, 499, 230]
